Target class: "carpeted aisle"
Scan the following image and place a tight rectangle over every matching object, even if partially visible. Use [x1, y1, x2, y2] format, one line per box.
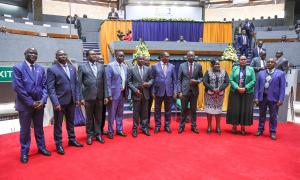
[0, 117, 300, 180]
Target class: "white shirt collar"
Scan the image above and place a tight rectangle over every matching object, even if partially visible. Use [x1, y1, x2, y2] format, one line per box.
[89, 61, 96, 66]
[25, 60, 34, 68]
[267, 68, 275, 74]
[59, 62, 68, 68]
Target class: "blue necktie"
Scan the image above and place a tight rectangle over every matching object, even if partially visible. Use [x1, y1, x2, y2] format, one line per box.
[30, 64, 36, 79]
[63, 64, 70, 79]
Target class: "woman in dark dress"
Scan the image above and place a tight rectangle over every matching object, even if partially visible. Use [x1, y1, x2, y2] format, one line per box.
[226, 55, 256, 135]
[203, 59, 229, 134]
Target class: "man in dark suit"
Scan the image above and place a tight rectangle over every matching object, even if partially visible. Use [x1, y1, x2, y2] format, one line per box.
[128, 55, 153, 137]
[97, 55, 108, 135]
[252, 40, 265, 58]
[105, 51, 128, 139]
[254, 58, 286, 140]
[78, 50, 108, 145]
[47, 50, 83, 155]
[151, 52, 177, 134]
[177, 51, 203, 134]
[250, 50, 267, 76]
[274, 51, 289, 74]
[144, 57, 153, 129]
[237, 30, 249, 56]
[12, 48, 51, 163]
[243, 18, 255, 48]
[108, 8, 119, 20]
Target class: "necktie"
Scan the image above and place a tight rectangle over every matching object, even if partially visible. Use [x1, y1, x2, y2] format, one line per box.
[163, 63, 167, 77]
[64, 64, 70, 79]
[243, 36, 246, 45]
[189, 63, 193, 77]
[139, 66, 143, 79]
[119, 64, 125, 89]
[91, 63, 97, 77]
[30, 64, 36, 78]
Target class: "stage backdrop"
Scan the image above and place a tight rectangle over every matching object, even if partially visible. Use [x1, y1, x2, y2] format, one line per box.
[132, 21, 203, 42]
[99, 20, 232, 63]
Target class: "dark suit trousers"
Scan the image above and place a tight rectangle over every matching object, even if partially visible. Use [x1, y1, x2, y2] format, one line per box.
[85, 99, 103, 137]
[258, 95, 279, 134]
[133, 96, 149, 131]
[154, 94, 173, 128]
[18, 109, 46, 155]
[147, 95, 153, 126]
[240, 45, 248, 56]
[101, 104, 106, 133]
[179, 92, 198, 129]
[53, 102, 76, 146]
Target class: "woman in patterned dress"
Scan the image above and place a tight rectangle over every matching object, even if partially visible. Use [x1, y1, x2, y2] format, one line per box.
[203, 59, 229, 134]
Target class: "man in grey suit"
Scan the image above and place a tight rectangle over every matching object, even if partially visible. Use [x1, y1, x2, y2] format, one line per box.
[275, 51, 289, 73]
[251, 50, 267, 76]
[178, 51, 203, 134]
[128, 55, 153, 137]
[78, 50, 108, 145]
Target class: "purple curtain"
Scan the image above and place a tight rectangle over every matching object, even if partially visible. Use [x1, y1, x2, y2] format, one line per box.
[132, 21, 204, 42]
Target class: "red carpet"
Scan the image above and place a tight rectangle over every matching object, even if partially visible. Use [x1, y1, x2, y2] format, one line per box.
[0, 117, 300, 180]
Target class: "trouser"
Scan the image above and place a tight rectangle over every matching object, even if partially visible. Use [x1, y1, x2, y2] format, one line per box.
[53, 102, 76, 146]
[154, 94, 173, 129]
[107, 95, 124, 134]
[18, 108, 46, 155]
[132, 96, 149, 131]
[258, 96, 279, 134]
[179, 93, 198, 129]
[85, 99, 103, 137]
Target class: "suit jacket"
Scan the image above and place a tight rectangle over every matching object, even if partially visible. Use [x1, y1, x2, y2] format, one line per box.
[275, 57, 289, 73]
[229, 66, 256, 93]
[243, 22, 255, 33]
[108, 12, 119, 19]
[255, 69, 286, 102]
[237, 35, 249, 48]
[128, 65, 153, 100]
[177, 62, 203, 96]
[78, 62, 108, 101]
[250, 57, 266, 74]
[12, 61, 48, 111]
[105, 61, 128, 100]
[47, 63, 80, 106]
[151, 62, 177, 97]
[252, 47, 266, 58]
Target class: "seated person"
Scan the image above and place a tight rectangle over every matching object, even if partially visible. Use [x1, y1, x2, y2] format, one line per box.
[123, 30, 132, 41]
[108, 8, 119, 20]
[281, 35, 287, 42]
[117, 30, 125, 41]
[177, 35, 187, 42]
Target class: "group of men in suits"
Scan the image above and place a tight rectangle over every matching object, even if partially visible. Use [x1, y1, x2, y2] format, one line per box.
[236, 19, 255, 56]
[12, 47, 285, 164]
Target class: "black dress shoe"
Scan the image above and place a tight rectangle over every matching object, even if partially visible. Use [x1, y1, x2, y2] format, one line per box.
[142, 130, 151, 136]
[87, 137, 92, 145]
[116, 131, 127, 137]
[132, 129, 137, 137]
[154, 127, 160, 134]
[38, 149, 51, 156]
[68, 140, 84, 147]
[56, 145, 65, 155]
[241, 127, 246, 136]
[164, 127, 172, 134]
[255, 131, 263, 136]
[108, 133, 113, 139]
[231, 126, 238, 134]
[20, 154, 28, 163]
[270, 134, 277, 140]
[191, 128, 199, 134]
[102, 131, 108, 135]
[95, 136, 105, 144]
[178, 127, 184, 134]
[216, 127, 221, 134]
[207, 126, 212, 134]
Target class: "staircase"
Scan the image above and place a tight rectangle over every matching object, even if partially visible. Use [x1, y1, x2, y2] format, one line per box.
[82, 42, 101, 61]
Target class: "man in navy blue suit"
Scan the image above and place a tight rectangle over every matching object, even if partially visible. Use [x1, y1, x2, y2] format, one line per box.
[47, 50, 83, 155]
[237, 30, 249, 56]
[12, 48, 51, 163]
[243, 18, 255, 48]
[151, 52, 177, 134]
[254, 58, 286, 140]
[252, 40, 266, 58]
